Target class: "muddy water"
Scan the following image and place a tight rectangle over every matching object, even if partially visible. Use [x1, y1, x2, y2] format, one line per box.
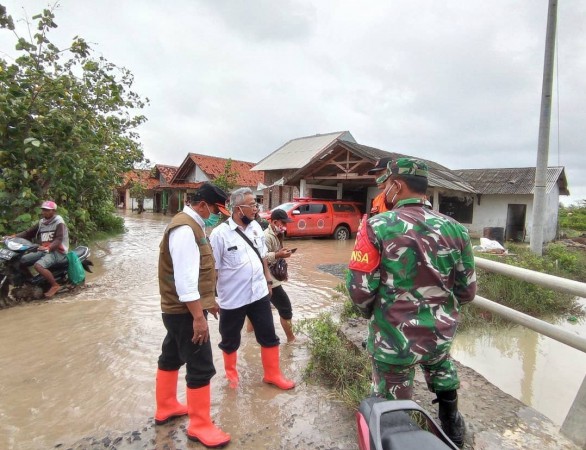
[1, 213, 585, 449]
[0, 214, 357, 450]
[452, 302, 586, 425]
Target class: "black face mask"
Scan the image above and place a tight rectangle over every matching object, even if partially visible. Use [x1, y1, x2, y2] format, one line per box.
[238, 206, 253, 225]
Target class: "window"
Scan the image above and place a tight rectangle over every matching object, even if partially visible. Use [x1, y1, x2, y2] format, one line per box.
[439, 196, 473, 224]
[333, 203, 356, 213]
[308, 203, 327, 214]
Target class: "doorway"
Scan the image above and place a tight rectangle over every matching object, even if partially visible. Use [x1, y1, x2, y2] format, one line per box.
[505, 204, 527, 242]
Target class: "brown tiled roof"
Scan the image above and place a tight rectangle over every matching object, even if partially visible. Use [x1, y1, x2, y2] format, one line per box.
[122, 169, 159, 190]
[187, 153, 264, 186]
[155, 164, 178, 184]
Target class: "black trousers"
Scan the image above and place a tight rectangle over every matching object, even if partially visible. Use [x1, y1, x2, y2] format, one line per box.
[157, 312, 216, 389]
[218, 295, 280, 353]
[269, 285, 293, 320]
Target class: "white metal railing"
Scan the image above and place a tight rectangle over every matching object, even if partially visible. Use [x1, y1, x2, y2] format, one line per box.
[472, 256, 586, 446]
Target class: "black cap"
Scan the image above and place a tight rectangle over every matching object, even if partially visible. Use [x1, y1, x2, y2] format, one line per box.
[367, 157, 392, 174]
[270, 209, 293, 223]
[189, 182, 230, 215]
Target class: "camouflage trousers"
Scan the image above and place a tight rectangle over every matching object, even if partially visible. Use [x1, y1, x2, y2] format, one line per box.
[370, 353, 460, 400]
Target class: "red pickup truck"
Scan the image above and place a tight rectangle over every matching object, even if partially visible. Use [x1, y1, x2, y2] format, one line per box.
[260, 198, 362, 240]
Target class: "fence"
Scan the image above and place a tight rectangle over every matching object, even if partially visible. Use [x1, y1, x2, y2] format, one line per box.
[473, 257, 586, 446]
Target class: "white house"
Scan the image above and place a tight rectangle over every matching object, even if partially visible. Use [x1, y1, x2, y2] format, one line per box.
[454, 167, 569, 243]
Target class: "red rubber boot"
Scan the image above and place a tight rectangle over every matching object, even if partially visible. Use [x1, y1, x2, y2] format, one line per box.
[186, 385, 231, 447]
[154, 369, 187, 425]
[261, 346, 295, 390]
[222, 351, 239, 388]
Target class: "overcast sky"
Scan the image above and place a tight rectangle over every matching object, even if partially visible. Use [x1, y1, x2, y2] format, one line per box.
[2, 0, 585, 204]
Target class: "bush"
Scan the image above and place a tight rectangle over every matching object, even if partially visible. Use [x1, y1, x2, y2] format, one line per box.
[297, 312, 372, 406]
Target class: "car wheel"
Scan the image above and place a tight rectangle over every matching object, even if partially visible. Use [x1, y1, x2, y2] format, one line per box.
[333, 226, 350, 240]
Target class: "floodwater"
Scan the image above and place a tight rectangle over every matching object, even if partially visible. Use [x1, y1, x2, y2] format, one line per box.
[0, 213, 585, 449]
[0, 213, 356, 450]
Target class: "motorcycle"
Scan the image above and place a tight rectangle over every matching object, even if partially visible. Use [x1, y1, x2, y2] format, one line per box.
[356, 397, 460, 450]
[0, 237, 93, 305]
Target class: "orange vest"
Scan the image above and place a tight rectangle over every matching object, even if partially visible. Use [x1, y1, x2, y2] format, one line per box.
[370, 191, 388, 215]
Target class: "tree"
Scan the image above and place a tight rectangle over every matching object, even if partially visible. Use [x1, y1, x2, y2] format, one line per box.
[212, 159, 239, 193]
[0, 4, 148, 242]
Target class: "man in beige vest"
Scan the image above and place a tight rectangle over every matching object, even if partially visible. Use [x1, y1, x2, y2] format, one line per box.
[155, 182, 231, 448]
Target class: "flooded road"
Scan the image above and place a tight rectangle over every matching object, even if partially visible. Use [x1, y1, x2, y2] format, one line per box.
[0, 212, 585, 449]
[0, 213, 357, 450]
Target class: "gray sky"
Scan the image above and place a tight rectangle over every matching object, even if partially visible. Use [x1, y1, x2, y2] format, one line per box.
[2, 0, 585, 204]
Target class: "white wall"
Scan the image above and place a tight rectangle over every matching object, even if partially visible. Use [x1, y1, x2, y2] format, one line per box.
[467, 194, 533, 241]
[468, 190, 560, 243]
[186, 165, 210, 183]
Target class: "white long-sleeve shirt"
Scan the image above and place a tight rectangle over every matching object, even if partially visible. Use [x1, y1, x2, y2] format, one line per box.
[168, 206, 206, 302]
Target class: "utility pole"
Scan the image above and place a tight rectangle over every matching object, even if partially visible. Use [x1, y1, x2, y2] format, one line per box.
[530, 0, 558, 255]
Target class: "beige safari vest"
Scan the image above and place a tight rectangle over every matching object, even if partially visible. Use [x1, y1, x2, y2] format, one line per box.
[159, 212, 217, 314]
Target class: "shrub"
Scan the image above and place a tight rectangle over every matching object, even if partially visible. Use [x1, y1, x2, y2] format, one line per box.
[297, 312, 371, 406]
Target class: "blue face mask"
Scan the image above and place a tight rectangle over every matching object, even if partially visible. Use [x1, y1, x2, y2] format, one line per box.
[203, 204, 221, 227]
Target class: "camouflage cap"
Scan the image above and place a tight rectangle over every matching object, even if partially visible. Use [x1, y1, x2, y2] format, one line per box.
[376, 158, 428, 183]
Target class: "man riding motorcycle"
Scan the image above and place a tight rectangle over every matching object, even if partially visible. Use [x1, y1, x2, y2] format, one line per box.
[3, 201, 70, 298]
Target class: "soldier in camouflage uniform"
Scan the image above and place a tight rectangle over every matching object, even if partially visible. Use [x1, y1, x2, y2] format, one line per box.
[346, 158, 476, 448]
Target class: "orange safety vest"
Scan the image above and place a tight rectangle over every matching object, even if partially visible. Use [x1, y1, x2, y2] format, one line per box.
[370, 191, 388, 215]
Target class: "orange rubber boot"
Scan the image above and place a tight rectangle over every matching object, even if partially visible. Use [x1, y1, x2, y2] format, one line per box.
[222, 351, 239, 388]
[261, 346, 295, 390]
[154, 369, 188, 425]
[186, 385, 231, 447]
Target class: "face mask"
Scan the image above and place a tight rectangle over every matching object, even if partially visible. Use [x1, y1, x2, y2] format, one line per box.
[383, 183, 399, 210]
[238, 206, 253, 225]
[272, 223, 286, 234]
[203, 204, 221, 227]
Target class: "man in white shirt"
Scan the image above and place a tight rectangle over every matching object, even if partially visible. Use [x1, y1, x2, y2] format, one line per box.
[155, 182, 231, 448]
[209, 187, 295, 391]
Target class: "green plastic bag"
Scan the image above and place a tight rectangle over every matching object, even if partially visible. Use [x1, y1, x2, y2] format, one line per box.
[66, 251, 86, 285]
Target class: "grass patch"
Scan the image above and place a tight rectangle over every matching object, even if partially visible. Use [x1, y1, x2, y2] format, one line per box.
[297, 312, 371, 407]
[460, 242, 585, 330]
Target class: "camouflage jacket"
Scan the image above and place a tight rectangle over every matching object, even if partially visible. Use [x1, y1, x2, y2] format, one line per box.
[346, 197, 476, 364]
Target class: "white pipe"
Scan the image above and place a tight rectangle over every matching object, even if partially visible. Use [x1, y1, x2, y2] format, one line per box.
[475, 257, 586, 298]
[472, 295, 586, 354]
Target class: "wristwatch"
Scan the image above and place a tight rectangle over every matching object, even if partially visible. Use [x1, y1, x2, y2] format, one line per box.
[267, 280, 273, 286]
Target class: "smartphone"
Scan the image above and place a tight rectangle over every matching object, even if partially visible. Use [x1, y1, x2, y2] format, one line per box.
[289, 248, 297, 253]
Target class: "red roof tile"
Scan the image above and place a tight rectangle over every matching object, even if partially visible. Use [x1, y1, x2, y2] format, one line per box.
[187, 153, 264, 187]
[155, 164, 178, 184]
[122, 169, 159, 190]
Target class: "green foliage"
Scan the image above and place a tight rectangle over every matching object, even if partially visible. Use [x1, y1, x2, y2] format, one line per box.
[297, 312, 372, 406]
[460, 242, 585, 330]
[0, 5, 148, 242]
[212, 159, 239, 193]
[559, 200, 586, 232]
[335, 283, 363, 320]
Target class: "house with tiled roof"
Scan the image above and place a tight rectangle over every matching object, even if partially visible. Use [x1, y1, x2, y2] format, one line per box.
[117, 154, 265, 215]
[172, 153, 264, 188]
[252, 131, 569, 243]
[115, 169, 160, 211]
